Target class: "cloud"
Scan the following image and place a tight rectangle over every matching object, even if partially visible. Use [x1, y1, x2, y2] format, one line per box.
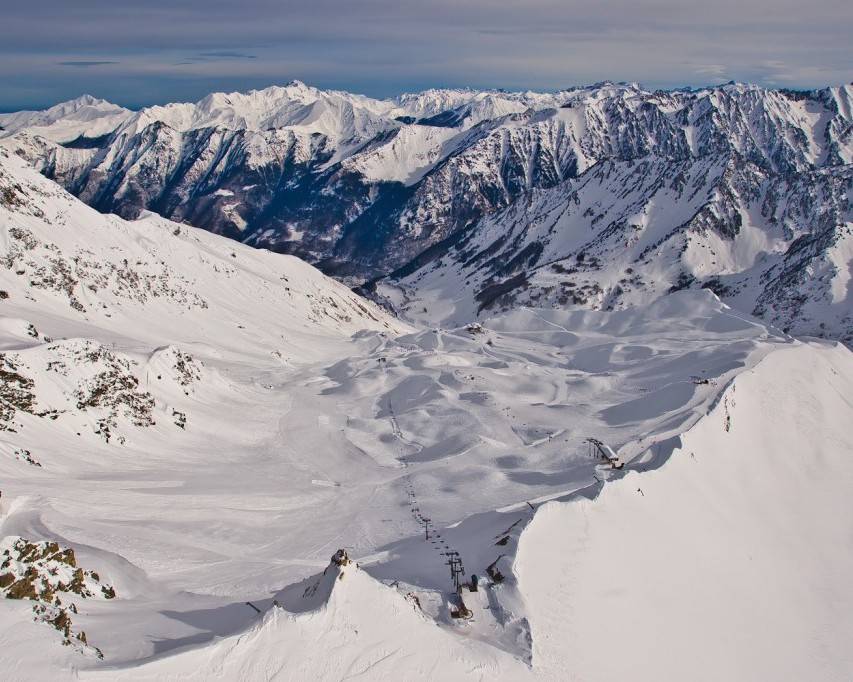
[1, 1, 851, 110]
[191, 51, 258, 60]
[691, 65, 728, 77]
[58, 61, 118, 68]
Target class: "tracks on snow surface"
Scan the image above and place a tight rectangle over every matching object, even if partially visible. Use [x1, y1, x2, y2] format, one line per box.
[389, 401, 467, 589]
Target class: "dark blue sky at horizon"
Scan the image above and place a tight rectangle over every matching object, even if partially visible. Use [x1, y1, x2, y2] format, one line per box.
[3, 0, 852, 112]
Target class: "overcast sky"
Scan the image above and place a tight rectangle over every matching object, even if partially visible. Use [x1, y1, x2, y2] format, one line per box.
[2, 0, 852, 111]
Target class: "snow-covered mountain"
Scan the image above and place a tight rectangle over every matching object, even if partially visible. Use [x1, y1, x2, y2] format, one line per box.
[1, 128, 853, 679]
[2, 80, 852, 346]
[0, 147, 401, 359]
[0, 81, 592, 276]
[378, 152, 853, 345]
[0, 96, 131, 147]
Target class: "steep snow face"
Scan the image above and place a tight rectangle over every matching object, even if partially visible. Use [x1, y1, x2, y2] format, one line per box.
[340, 125, 464, 185]
[78, 561, 528, 681]
[517, 341, 853, 682]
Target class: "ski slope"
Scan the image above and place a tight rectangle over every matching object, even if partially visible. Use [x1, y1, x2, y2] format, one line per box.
[0, 149, 852, 679]
[518, 342, 853, 681]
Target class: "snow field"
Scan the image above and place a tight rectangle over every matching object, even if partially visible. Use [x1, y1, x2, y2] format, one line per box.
[517, 342, 853, 681]
[0, 146, 851, 679]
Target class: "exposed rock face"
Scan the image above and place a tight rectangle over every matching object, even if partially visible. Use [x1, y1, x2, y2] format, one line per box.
[0, 339, 169, 444]
[331, 549, 350, 567]
[2, 81, 852, 342]
[380, 152, 853, 346]
[1, 536, 114, 655]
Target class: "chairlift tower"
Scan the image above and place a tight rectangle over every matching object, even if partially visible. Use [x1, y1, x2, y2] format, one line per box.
[444, 551, 465, 591]
[587, 437, 624, 469]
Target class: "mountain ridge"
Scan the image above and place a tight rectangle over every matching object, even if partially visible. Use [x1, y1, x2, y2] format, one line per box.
[2, 80, 852, 343]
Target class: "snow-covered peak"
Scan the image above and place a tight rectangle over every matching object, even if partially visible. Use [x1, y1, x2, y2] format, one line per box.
[48, 94, 121, 114]
[393, 88, 574, 128]
[280, 79, 314, 93]
[820, 82, 853, 122]
[110, 81, 398, 143]
[0, 96, 130, 143]
[394, 87, 485, 117]
[11, 95, 125, 122]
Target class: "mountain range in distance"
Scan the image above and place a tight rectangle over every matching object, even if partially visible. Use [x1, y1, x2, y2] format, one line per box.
[2, 80, 851, 347]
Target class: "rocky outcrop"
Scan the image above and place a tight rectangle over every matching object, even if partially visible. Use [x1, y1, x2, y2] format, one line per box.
[1, 536, 115, 656]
